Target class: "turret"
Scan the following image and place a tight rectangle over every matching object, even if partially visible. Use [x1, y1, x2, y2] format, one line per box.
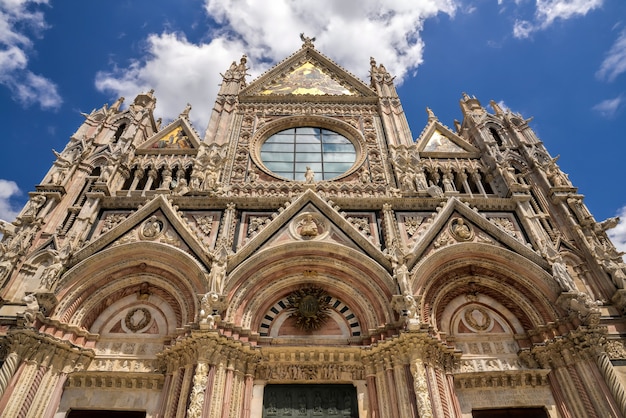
[203, 55, 248, 145]
[370, 57, 413, 147]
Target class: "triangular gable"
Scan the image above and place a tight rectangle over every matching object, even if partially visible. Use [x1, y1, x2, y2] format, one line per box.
[261, 203, 366, 251]
[71, 195, 211, 267]
[137, 118, 201, 154]
[416, 116, 480, 158]
[229, 189, 389, 270]
[260, 62, 353, 96]
[241, 46, 376, 99]
[30, 235, 59, 254]
[405, 197, 547, 270]
[423, 131, 465, 153]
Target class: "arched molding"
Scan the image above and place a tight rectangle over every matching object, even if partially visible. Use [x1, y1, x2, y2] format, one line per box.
[24, 248, 57, 266]
[505, 154, 528, 172]
[441, 294, 529, 373]
[225, 241, 395, 332]
[87, 155, 110, 169]
[249, 115, 367, 181]
[260, 295, 361, 338]
[440, 294, 525, 336]
[236, 274, 377, 339]
[108, 114, 131, 127]
[413, 243, 560, 331]
[258, 297, 361, 341]
[69, 274, 190, 331]
[90, 292, 177, 337]
[52, 242, 207, 329]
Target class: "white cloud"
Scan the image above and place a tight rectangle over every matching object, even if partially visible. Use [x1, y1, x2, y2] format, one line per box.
[0, 179, 21, 222]
[536, 0, 603, 27]
[512, 0, 603, 39]
[608, 206, 626, 262]
[95, 0, 457, 130]
[592, 95, 623, 118]
[596, 29, 626, 82]
[495, 100, 511, 112]
[0, 0, 61, 109]
[96, 33, 249, 129]
[513, 20, 534, 39]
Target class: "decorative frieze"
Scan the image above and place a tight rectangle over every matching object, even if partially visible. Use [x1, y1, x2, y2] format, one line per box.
[65, 372, 163, 390]
[257, 362, 363, 382]
[454, 370, 550, 389]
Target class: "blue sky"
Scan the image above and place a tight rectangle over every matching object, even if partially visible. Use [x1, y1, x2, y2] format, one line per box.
[1, 0, 625, 252]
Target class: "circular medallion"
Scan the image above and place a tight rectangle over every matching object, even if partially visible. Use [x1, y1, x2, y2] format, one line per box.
[286, 285, 331, 331]
[290, 212, 329, 240]
[140, 216, 164, 240]
[463, 306, 492, 332]
[450, 218, 474, 241]
[124, 307, 152, 332]
[299, 295, 319, 317]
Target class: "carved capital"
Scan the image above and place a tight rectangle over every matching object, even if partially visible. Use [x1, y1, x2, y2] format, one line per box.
[8, 329, 94, 373]
[531, 327, 605, 369]
[606, 340, 626, 360]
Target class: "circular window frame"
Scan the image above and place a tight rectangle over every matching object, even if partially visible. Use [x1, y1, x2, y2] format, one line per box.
[250, 116, 366, 181]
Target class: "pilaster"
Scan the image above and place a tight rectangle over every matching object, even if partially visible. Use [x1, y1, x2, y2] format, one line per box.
[532, 327, 622, 417]
[0, 329, 94, 417]
[362, 331, 459, 418]
[157, 329, 260, 418]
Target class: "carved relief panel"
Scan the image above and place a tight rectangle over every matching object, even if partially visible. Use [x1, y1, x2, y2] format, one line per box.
[396, 211, 435, 248]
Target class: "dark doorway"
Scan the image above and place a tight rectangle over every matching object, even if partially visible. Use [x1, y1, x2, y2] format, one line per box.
[67, 411, 145, 418]
[263, 384, 358, 417]
[473, 408, 549, 418]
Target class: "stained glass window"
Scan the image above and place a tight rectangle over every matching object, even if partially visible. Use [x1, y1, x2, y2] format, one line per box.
[260, 127, 356, 181]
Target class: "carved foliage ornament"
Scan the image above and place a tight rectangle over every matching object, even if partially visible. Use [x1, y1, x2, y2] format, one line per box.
[286, 285, 331, 331]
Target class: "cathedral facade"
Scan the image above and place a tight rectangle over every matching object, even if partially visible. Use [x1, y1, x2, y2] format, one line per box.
[1, 38, 626, 418]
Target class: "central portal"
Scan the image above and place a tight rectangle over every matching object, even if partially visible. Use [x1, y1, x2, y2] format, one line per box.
[263, 384, 358, 418]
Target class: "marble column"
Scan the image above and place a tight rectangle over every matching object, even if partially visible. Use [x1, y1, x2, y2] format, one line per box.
[0, 352, 20, 397]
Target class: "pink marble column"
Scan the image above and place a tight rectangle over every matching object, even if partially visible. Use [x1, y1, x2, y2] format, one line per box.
[241, 373, 254, 418]
[366, 374, 380, 418]
[155, 374, 172, 418]
[42, 373, 67, 418]
[201, 364, 217, 418]
[220, 364, 235, 418]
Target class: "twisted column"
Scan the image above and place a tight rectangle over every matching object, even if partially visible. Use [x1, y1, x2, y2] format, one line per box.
[0, 352, 19, 397]
[597, 352, 626, 417]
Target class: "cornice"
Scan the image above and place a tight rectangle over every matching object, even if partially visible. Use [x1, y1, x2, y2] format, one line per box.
[99, 191, 518, 212]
